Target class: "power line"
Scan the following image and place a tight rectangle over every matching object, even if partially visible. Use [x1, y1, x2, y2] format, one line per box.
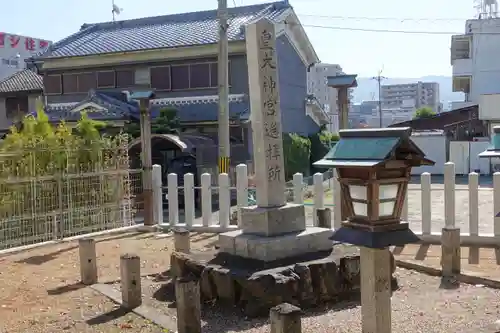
[296, 13, 470, 22]
[285, 21, 500, 35]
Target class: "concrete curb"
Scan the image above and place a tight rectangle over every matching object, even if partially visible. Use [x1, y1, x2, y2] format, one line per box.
[395, 259, 500, 289]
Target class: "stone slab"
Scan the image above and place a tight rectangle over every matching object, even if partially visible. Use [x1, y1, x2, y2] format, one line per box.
[91, 283, 177, 331]
[219, 227, 333, 262]
[169, 245, 397, 317]
[240, 203, 306, 236]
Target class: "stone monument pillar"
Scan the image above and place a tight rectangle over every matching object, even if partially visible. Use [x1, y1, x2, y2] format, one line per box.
[218, 17, 332, 262]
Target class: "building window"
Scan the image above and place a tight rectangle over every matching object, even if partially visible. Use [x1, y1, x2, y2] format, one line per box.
[150, 66, 171, 90]
[116, 69, 135, 88]
[78, 72, 96, 93]
[5, 97, 28, 120]
[171, 65, 190, 90]
[189, 63, 211, 88]
[44, 74, 62, 94]
[62, 74, 78, 93]
[150, 61, 231, 91]
[209, 62, 231, 88]
[97, 71, 115, 88]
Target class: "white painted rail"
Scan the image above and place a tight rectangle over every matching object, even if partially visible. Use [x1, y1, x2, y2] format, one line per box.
[152, 162, 499, 246]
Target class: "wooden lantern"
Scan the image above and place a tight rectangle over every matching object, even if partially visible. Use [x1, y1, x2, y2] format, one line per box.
[314, 127, 435, 248]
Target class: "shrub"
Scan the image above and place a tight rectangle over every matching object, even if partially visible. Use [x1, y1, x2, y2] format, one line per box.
[283, 133, 311, 180]
[0, 107, 130, 248]
[309, 129, 339, 174]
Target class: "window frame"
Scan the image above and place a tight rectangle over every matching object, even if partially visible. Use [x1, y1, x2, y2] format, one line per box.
[149, 65, 172, 91]
[76, 71, 97, 93]
[44, 74, 63, 95]
[96, 70, 116, 89]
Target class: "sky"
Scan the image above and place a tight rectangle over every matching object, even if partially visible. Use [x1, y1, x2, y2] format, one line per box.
[1, 0, 477, 78]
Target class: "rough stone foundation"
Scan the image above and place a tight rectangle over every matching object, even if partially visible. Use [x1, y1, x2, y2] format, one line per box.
[170, 245, 397, 317]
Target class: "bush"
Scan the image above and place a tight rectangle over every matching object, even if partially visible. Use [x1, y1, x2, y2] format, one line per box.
[0, 107, 130, 248]
[283, 133, 311, 180]
[309, 130, 339, 174]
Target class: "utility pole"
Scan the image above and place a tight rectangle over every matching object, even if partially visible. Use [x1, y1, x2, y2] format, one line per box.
[217, 0, 230, 175]
[371, 69, 387, 128]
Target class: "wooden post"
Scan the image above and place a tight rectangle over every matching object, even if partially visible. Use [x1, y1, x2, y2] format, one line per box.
[79, 238, 97, 285]
[316, 208, 332, 229]
[174, 228, 190, 253]
[175, 276, 201, 333]
[269, 303, 302, 333]
[120, 253, 142, 309]
[139, 98, 154, 227]
[360, 247, 392, 333]
[441, 227, 461, 282]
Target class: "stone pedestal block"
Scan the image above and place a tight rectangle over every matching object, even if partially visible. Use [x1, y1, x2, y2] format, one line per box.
[219, 227, 332, 262]
[240, 203, 306, 236]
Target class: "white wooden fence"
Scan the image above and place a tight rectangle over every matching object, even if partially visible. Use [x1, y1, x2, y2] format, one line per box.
[152, 162, 500, 246]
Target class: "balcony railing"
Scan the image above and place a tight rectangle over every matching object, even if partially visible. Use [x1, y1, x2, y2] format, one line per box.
[452, 58, 473, 77]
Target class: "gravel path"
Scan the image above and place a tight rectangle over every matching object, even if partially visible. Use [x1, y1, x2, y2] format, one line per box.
[112, 268, 500, 333]
[0, 232, 218, 333]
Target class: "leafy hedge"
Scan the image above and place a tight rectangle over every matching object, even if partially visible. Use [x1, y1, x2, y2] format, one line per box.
[283, 133, 311, 180]
[309, 130, 339, 174]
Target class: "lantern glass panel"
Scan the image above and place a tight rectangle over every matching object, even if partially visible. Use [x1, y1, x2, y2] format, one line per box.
[352, 202, 367, 216]
[379, 184, 399, 200]
[379, 201, 396, 216]
[349, 185, 367, 200]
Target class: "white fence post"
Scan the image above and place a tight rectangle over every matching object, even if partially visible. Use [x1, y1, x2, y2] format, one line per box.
[333, 172, 342, 230]
[201, 173, 212, 227]
[219, 173, 230, 229]
[468, 172, 479, 237]
[184, 173, 195, 229]
[293, 173, 303, 205]
[152, 164, 163, 226]
[313, 173, 324, 227]
[421, 172, 431, 235]
[494, 172, 500, 238]
[444, 162, 456, 228]
[168, 173, 179, 227]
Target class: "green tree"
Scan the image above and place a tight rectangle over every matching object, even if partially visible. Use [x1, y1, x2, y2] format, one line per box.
[151, 107, 180, 134]
[413, 107, 436, 119]
[123, 107, 180, 139]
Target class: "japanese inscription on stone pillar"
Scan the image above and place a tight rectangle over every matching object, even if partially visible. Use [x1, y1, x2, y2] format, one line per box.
[246, 18, 286, 208]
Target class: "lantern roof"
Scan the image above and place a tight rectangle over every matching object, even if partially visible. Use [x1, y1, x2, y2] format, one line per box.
[313, 127, 435, 168]
[479, 125, 500, 158]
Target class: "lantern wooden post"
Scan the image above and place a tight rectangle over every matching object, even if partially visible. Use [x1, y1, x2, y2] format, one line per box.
[312, 127, 435, 333]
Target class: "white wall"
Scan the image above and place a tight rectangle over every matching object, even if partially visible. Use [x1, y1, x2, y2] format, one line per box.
[410, 135, 446, 175]
[449, 141, 490, 175]
[464, 19, 500, 103]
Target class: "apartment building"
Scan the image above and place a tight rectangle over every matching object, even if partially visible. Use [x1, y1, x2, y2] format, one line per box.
[307, 62, 343, 132]
[450, 3, 500, 110]
[0, 32, 51, 81]
[381, 81, 441, 113]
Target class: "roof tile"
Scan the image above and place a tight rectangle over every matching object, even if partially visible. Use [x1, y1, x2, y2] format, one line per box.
[0, 69, 43, 94]
[40, 2, 290, 59]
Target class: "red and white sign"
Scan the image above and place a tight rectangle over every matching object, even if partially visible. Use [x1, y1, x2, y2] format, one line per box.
[0, 32, 51, 52]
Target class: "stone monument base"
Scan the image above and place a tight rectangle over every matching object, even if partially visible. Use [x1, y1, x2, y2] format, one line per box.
[169, 245, 397, 317]
[218, 227, 333, 262]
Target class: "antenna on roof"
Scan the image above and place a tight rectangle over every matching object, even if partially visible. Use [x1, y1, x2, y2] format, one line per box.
[111, 0, 122, 22]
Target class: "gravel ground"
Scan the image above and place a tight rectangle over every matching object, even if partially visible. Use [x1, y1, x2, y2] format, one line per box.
[0, 231, 218, 333]
[107, 268, 500, 333]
